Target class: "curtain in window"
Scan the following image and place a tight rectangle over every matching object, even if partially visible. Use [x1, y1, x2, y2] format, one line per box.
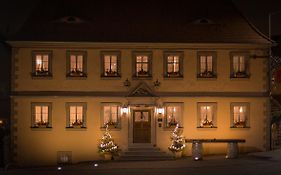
[200, 56, 206, 73]
[35, 54, 49, 71]
[200, 106, 213, 124]
[166, 106, 180, 126]
[104, 55, 117, 75]
[233, 106, 246, 123]
[70, 55, 83, 72]
[35, 106, 48, 123]
[136, 56, 148, 74]
[207, 56, 213, 72]
[233, 56, 245, 73]
[167, 56, 179, 73]
[70, 106, 83, 126]
[103, 105, 119, 124]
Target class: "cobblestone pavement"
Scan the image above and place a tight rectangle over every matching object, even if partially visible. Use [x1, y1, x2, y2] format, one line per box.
[1, 155, 281, 175]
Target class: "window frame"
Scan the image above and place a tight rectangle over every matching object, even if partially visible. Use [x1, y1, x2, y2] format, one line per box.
[197, 51, 217, 78]
[101, 51, 121, 78]
[100, 102, 122, 129]
[163, 51, 184, 78]
[197, 102, 217, 128]
[31, 102, 52, 128]
[230, 52, 250, 78]
[65, 102, 87, 129]
[66, 50, 87, 78]
[31, 51, 53, 77]
[230, 102, 250, 128]
[163, 102, 184, 129]
[132, 51, 153, 79]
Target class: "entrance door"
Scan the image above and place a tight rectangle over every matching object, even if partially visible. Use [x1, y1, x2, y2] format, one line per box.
[133, 110, 151, 143]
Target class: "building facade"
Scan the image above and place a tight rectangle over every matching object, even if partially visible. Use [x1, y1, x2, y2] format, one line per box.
[8, 0, 271, 166]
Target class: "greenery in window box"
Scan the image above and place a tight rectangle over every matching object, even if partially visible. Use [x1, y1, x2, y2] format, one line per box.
[167, 71, 180, 77]
[72, 119, 83, 128]
[34, 68, 49, 76]
[233, 120, 247, 128]
[233, 71, 247, 78]
[69, 69, 85, 77]
[35, 121, 48, 127]
[104, 121, 118, 129]
[98, 125, 120, 160]
[168, 124, 186, 156]
[199, 71, 214, 78]
[105, 69, 118, 76]
[201, 117, 214, 127]
[137, 69, 148, 76]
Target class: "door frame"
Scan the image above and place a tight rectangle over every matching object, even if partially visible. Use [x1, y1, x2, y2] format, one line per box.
[128, 105, 156, 146]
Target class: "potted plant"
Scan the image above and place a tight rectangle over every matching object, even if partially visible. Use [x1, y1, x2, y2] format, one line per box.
[36, 121, 48, 128]
[72, 119, 83, 128]
[98, 125, 120, 160]
[168, 124, 186, 158]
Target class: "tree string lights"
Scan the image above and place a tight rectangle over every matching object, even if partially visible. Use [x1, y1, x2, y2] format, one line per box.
[168, 124, 186, 152]
[98, 124, 119, 154]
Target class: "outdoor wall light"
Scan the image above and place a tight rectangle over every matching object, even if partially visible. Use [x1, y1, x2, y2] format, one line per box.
[156, 107, 164, 115]
[121, 106, 129, 115]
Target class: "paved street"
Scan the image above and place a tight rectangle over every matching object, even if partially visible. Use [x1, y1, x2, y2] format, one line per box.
[1, 154, 281, 175]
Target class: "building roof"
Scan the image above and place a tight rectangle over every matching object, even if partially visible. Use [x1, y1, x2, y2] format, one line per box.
[9, 0, 270, 44]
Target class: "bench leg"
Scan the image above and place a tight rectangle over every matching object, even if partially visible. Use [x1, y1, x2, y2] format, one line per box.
[226, 142, 238, 159]
[192, 141, 203, 160]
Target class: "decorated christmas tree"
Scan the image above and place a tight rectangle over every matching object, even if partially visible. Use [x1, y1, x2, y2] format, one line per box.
[168, 124, 186, 152]
[98, 124, 119, 155]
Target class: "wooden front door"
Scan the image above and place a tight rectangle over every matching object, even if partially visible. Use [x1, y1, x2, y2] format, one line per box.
[133, 110, 151, 143]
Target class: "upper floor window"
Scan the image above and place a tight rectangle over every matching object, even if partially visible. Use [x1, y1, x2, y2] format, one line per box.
[66, 103, 87, 128]
[101, 103, 121, 129]
[101, 51, 121, 77]
[231, 103, 250, 128]
[230, 52, 250, 78]
[32, 51, 52, 77]
[164, 52, 183, 78]
[133, 51, 152, 78]
[66, 51, 87, 77]
[197, 52, 216, 78]
[164, 103, 183, 128]
[197, 102, 217, 128]
[31, 102, 52, 128]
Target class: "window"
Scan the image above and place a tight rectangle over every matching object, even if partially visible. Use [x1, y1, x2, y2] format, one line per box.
[31, 102, 52, 128]
[231, 103, 250, 128]
[101, 103, 121, 128]
[164, 103, 183, 128]
[66, 103, 87, 128]
[197, 52, 216, 78]
[133, 51, 152, 78]
[230, 52, 250, 78]
[32, 51, 52, 77]
[164, 52, 183, 78]
[197, 103, 217, 128]
[66, 51, 87, 77]
[101, 52, 121, 77]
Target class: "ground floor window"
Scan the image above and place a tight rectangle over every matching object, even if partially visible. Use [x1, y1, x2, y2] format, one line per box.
[101, 103, 121, 129]
[31, 102, 52, 128]
[197, 102, 217, 128]
[66, 102, 87, 128]
[164, 103, 183, 128]
[231, 103, 250, 128]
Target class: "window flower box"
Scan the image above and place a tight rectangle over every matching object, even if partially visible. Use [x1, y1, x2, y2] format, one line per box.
[234, 121, 246, 128]
[199, 71, 215, 78]
[201, 118, 214, 128]
[72, 120, 83, 128]
[35, 121, 49, 128]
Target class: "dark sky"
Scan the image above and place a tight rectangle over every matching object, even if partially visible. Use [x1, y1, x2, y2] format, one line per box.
[0, 0, 281, 38]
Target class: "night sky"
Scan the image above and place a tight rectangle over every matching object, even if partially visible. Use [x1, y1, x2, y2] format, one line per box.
[0, 0, 281, 38]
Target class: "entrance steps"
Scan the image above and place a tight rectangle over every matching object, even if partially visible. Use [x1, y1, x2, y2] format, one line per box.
[119, 144, 174, 161]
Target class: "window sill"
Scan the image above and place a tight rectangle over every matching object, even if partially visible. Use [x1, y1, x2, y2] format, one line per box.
[101, 75, 121, 80]
[100, 127, 121, 131]
[66, 126, 87, 130]
[31, 74, 53, 79]
[31, 126, 52, 130]
[230, 126, 250, 129]
[66, 76, 87, 80]
[230, 76, 250, 80]
[197, 126, 218, 129]
[163, 75, 183, 79]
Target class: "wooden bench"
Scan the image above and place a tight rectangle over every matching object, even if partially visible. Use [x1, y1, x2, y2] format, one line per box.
[185, 139, 246, 160]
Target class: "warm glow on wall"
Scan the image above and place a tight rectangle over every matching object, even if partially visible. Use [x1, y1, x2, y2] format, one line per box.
[156, 107, 164, 115]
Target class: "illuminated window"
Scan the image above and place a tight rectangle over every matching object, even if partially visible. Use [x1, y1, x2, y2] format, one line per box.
[164, 103, 183, 128]
[101, 52, 121, 77]
[32, 51, 52, 77]
[197, 103, 217, 128]
[164, 52, 183, 78]
[101, 103, 121, 128]
[231, 103, 250, 128]
[31, 102, 52, 128]
[197, 52, 216, 78]
[133, 51, 152, 78]
[66, 51, 87, 77]
[66, 103, 87, 128]
[230, 52, 250, 78]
